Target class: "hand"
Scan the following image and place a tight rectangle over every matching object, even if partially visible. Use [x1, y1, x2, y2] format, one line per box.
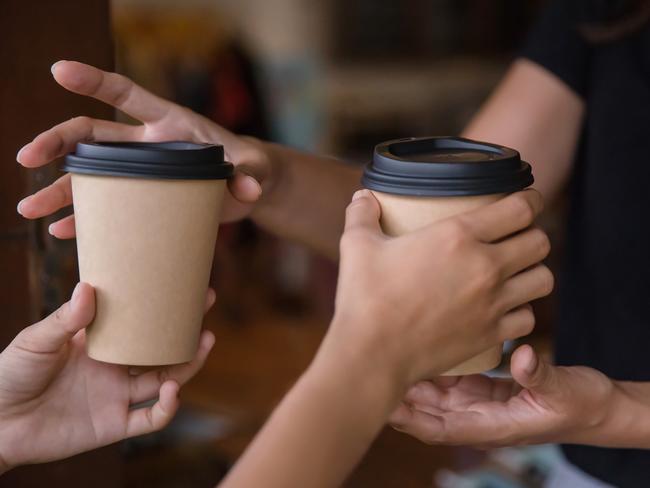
[389, 345, 615, 448]
[0, 283, 215, 472]
[319, 189, 554, 388]
[16, 60, 270, 238]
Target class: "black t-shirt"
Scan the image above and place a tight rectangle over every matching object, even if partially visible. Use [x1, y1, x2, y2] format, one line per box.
[521, 1, 650, 486]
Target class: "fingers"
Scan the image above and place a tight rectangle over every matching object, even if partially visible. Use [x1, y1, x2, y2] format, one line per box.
[396, 408, 506, 446]
[220, 173, 261, 223]
[458, 189, 543, 243]
[389, 402, 423, 430]
[17, 116, 139, 168]
[492, 227, 551, 279]
[48, 214, 76, 239]
[497, 305, 536, 342]
[52, 60, 174, 123]
[227, 172, 262, 204]
[498, 264, 554, 312]
[205, 288, 217, 313]
[128, 329, 215, 405]
[402, 381, 447, 412]
[18, 174, 72, 220]
[343, 190, 382, 235]
[14, 283, 95, 354]
[510, 345, 557, 395]
[126, 380, 180, 438]
[390, 406, 447, 443]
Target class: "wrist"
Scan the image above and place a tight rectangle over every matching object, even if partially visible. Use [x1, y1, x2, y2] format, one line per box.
[564, 372, 631, 447]
[312, 316, 409, 416]
[591, 379, 650, 448]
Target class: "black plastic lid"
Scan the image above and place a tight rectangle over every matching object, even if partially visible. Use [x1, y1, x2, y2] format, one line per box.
[362, 136, 533, 196]
[63, 142, 233, 180]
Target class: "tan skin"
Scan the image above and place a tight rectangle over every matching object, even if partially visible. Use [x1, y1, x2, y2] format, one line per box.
[7, 182, 552, 484]
[12, 57, 644, 483]
[219, 189, 552, 488]
[0, 283, 216, 473]
[387, 61, 650, 451]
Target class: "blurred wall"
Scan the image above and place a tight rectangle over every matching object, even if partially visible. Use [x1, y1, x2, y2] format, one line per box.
[0, 1, 122, 486]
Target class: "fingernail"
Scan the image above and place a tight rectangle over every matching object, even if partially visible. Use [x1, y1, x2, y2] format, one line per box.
[16, 145, 26, 163]
[352, 189, 370, 201]
[524, 349, 538, 375]
[16, 197, 29, 215]
[51, 60, 65, 75]
[71, 283, 82, 307]
[246, 175, 263, 196]
[48, 223, 56, 236]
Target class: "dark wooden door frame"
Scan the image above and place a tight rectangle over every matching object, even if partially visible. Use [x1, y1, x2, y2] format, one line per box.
[0, 1, 123, 486]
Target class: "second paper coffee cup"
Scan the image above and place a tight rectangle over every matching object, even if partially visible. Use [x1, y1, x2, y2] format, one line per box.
[64, 142, 233, 366]
[362, 136, 534, 375]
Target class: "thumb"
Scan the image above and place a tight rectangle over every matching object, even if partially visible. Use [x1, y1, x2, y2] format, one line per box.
[511, 344, 558, 395]
[344, 190, 383, 235]
[14, 282, 96, 354]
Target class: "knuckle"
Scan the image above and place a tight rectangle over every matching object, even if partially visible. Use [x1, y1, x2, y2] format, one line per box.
[111, 74, 134, 106]
[346, 196, 372, 214]
[345, 199, 361, 217]
[538, 265, 555, 295]
[511, 193, 536, 224]
[13, 328, 31, 347]
[53, 181, 71, 206]
[442, 219, 470, 251]
[54, 304, 67, 323]
[339, 228, 367, 252]
[71, 115, 91, 127]
[474, 254, 499, 288]
[157, 368, 171, 385]
[533, 229, 551, 257]
[520, 307, 536, 335]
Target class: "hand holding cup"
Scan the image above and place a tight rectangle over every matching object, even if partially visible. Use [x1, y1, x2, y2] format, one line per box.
[319, 189, 552, 388]
[16, 60, 269, 236]
[0, 283, 215, 472]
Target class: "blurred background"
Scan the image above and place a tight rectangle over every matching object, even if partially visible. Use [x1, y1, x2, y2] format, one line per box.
[1, 0, 565, 486]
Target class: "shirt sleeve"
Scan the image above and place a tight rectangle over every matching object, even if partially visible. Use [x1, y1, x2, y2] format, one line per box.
[519, 0, 591, 98]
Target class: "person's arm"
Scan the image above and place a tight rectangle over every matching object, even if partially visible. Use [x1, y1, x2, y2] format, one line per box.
[249, 58, 586, 255]
[252, 143, 360, 258]
[462, 58, 585, 205]
[220, 189, 553, 487]
[595, 380, 650, 449]
[219, 338, 401, 488]
[17, 58, 583, 259]
[16, 61, 359, 259]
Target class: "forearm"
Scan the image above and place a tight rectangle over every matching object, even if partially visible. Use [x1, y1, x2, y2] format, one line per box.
[219, 336, 402, 488]
[252, 142, 362, 259]
[587, 380, 650, 449]
[462, 59, 584, 206]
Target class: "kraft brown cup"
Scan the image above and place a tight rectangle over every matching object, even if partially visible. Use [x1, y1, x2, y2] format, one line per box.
[65, 142, 232, 366]
[362, 137, 534, 376]
[371, 190, 504, 375]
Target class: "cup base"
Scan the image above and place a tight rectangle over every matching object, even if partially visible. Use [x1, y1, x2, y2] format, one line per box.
[441, 344, 503, 376]
[87, 345, 195, 367]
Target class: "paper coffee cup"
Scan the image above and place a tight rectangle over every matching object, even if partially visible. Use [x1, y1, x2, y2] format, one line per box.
[362, 137, 534, 375]
[64, 142, 233, 366]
